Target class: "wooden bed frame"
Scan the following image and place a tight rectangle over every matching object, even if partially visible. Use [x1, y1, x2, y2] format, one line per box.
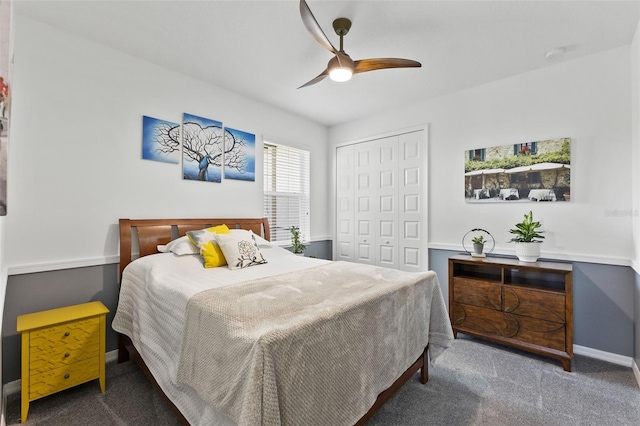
[117, 217, 429, 425]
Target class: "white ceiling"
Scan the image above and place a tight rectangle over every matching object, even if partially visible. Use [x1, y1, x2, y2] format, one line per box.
[14, 0, 640, 127]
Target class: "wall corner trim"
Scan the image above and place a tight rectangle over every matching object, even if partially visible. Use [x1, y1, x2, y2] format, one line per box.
[633, 359, 640, 389]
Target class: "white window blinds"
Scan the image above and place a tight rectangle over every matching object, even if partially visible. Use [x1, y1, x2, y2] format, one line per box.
[263, 142, 311, 243]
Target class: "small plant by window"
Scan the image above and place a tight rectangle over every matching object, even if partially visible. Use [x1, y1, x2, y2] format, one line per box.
[289, 226, 307, 254]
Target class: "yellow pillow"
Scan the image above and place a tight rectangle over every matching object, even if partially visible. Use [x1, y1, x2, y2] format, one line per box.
[186, 224, 230, 247]
[186, 224, 231, 268]
[201, 240, 228, 268]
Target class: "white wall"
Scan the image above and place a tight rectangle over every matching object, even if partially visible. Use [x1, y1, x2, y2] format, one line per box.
[7, 15, 330, 272]
[330, 47, 632, 265]
[631, 18, 640, 376]
[633, 17, 640, 270]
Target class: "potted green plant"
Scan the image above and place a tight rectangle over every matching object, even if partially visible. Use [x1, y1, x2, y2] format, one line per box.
[289, 226, 306, 256]
[471, 235, 486, 255]
[509, 210, 544, 262]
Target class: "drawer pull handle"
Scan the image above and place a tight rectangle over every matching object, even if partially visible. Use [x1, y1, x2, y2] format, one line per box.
[64, 374, 70, 379]
[64, 332, 70, 337]
[64, 353, 70, 358]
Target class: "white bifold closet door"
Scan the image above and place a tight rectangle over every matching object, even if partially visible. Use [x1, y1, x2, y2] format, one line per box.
[335, 130, 425, 272]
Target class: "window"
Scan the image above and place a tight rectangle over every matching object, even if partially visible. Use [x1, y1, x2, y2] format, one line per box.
[263, 141, 310, 244]
[468, 148, 486, 161]
[514, 142, 537, 155]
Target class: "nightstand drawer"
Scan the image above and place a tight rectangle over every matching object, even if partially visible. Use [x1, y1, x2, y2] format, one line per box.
[30, 333, 100, 373]
[29, 357, 100, 399]
[30, 317, 100, 348]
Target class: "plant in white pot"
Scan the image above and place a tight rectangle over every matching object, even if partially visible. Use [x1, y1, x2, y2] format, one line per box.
[509, 210, 544, 262]
[471, 235, 486, 256]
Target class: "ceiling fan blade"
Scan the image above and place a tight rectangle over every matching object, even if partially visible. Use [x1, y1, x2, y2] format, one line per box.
[354, 58, 422, 74]
[298, 69, 329, 89]
[300, 0, 338, 55]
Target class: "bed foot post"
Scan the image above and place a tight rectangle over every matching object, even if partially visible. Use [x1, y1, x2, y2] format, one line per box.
[118, 334, 130, 363]
[420, 345, 429, 384]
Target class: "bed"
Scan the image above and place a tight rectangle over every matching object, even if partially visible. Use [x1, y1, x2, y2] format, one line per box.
[112, 217, 453, 426]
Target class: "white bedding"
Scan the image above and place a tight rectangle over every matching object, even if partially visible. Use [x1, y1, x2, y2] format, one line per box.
[112, 245, 329, 426]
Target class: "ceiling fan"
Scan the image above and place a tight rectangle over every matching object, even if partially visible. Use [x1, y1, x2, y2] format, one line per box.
[298, 0, 422, 89]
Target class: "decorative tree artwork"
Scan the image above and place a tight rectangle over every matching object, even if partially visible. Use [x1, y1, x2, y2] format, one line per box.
[223, 127, 255, 181]
[182, 113, 224, 182]
[142, 116, 180, 164]
[464, 138, 571, 203]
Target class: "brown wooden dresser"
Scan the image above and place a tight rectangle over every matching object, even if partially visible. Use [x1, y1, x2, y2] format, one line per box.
[448, 255, 573, 371]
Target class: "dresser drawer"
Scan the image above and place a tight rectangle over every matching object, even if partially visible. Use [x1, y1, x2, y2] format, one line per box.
[452, 303, 504, 337]
[29, 357, 100, 400]
[452, 277, 502, 310]
[503, 287, 565, 323]
[504, 313, 566, 351]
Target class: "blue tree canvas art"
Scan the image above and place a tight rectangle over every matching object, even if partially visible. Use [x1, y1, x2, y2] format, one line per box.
[142, 116, 180, 164]
[223, 127, 256, 182]
[182, 113, 224, 182]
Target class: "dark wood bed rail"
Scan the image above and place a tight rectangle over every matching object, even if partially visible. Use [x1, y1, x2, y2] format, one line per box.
[118, 217, 270, 280]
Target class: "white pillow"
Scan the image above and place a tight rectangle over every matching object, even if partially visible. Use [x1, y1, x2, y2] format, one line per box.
[157, 236, 198, 256]
[229, 229, 272, 247]
[216, 230, 268, 270]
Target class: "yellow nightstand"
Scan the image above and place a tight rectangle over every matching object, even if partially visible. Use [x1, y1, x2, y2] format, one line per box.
[17, 301, 109, 423]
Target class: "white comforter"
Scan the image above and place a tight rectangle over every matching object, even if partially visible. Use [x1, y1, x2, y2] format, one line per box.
[113, 245, 329, 425]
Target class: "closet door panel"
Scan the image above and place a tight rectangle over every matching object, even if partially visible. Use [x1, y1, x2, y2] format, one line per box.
[354, 142, 377, 265]
[375, 136, 399, 268]
[336, 145, 355, 261]
[398, 131, 425, 272]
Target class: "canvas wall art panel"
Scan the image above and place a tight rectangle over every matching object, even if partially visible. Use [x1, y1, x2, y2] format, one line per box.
[465, 138, 571, 203]
[223, 127, 255, 182]
[0, 1, 11, 216]
[182, 113, 223, 183]
[142, 116, 180, 164]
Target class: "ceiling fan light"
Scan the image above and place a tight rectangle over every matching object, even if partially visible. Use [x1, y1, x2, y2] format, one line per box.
[329, 67, 352, 82]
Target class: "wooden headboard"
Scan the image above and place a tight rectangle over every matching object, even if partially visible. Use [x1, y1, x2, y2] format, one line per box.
[118, 217, 270, 279]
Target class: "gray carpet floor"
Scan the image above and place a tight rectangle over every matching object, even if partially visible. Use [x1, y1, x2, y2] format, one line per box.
[6, 335, 640, 425]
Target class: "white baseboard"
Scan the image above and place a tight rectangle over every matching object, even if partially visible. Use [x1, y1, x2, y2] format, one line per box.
[633, 359, 640, 388]
[2, 350, 119, 398]
[573, 344, 634, 367]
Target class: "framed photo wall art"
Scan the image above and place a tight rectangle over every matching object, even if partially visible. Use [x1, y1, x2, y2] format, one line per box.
[464, 137, 571, 204]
